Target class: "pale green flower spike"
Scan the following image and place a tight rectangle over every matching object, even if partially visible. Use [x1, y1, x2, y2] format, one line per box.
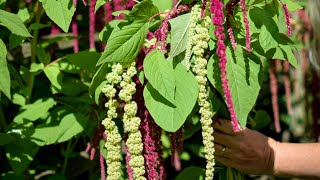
[189, 4, 216, 180]
[101, 63, 123, 180]
[119, 62, 146, 180]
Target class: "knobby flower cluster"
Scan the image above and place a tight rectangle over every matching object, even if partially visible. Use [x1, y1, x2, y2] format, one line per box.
[211, 0, 241, 132]
[101, 63, 123, 180]
[186, 4, 216, 180]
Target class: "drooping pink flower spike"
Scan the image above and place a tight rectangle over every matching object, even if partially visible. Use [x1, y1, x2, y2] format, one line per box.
[99, 151, 106, 180]
[239, 0, 251, 52]
[226, 0, 239, 50]
[89, 0, 97, 50]
[281, 2, 292, 36]
[201, 0, 207, 18]
[73, 0, 87, 7]
[211, 0, 241, 132]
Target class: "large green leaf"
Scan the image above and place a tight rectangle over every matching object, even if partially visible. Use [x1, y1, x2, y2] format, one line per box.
[97, 21, 149, 65]
[31, 112, 84, 146]
[66, 51, 100, 73]
[128, 0, 159, 21]
[207, 45, 262, 128]
[0, 39, 11, 99]
[14, 98, 56, 123]
[169, 13, 191, 58]
[89, 63, 110, 100]
[144, 63, 198, 132]
[0, 133, 15, 145]
[152, 0, 172, 12]
[0, 10, 31, 37]
[176, 166, 205, 180]
[40, 0, 76, 32]
[144, 50, 175, 104]
[95, 0, 110, 12]
[44, 65, 63, 89]
[259, 25, 278, 50]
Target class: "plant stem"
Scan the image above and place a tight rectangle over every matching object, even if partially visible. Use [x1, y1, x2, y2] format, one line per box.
[26, 1, 42, 104]
[62, 139, 73, 174]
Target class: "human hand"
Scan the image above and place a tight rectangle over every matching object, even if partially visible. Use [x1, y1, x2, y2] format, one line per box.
[213, 119, 278, 175]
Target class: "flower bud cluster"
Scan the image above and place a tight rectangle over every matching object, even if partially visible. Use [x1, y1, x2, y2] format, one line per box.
[101, 63, 123, 180]
[188, 4, 215, 180]
[119, 62, 146, 180]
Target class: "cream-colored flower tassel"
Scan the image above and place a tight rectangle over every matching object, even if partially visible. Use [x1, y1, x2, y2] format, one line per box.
[119, 62, 146, 180]
[101, 63, 123, 180]
[189, 4, 216, 180]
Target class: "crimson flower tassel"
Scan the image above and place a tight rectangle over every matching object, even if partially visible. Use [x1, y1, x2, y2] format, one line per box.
[125, 0, 135, 9]
[73, 0, 87, 6]
[201, 0, 207, 18]
[89, 0, 96, 50]
[239, 0, 251, 52]
[177, 128, 183, 153]
[170, 132, 177, 166]
[51, 24, 61, 35]
[114, 0, 124, 19]
[100, 151, 106, 180]
[71, 17, 79, 53]
[125, 145, 134, 180]
[226, 0, 239, 50]
[281, 2, 292, 36]
[284, 61, 292, 115]
[270, 60, 281, 133]
[211, 0, 241, 132]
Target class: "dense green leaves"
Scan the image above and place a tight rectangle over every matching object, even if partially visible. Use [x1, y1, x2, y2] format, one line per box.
[169, 13, 191, 58]
[39, 0, 76, 32]
[97, 21, 149, 65]
[0, 10, 32, 37]
[128, 0, 159, 21]
[66, 51, 100, 73]
[144, 63, 198, 132]
[207, 45, 262, 128]
[144, 50, 175, 103]
[0, 39, 11, 99]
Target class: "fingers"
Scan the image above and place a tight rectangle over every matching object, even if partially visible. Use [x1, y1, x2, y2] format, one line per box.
[215, 155, 235, 168]
[213, 119, 236, 136]
[213, 131, 236, 148]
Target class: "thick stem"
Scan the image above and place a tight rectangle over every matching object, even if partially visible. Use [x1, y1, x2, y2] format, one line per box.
[26, 1, 42, 104]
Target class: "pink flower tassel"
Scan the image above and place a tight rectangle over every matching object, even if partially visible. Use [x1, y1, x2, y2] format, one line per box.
[90, 147, 96, 160]
[51, 24, 61, 35]
[239, 0, 251, 52]
[211, 0, 241, 132]
[281, 3, 292, 37]
[201, 0, 207, 18]
[71, 18, 79, 53]
[114, 0, 124, 19]
[226, 0, 238, 50]
[126, 0, 135, 10]
[125, 145, 134, 180]
[100, 151, 106, 180]
[89, 0, 96, 50]
[170, 132, 177, 166]
[177, 128, 183, 153]
[270, 60, 281, 133]
[104, 2, 113, 23]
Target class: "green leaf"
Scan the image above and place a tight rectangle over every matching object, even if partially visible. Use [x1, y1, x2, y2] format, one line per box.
[44, 65, 63, 89]
[169, 13, 191, 58]
[39, 0, 76, 32]
[0, 39, 11, 99]
[95, 0, 110, 12]
[4, 138, 39, 174]
[29, 62, 44, 72]
[66, 51, 100, 73]
[31, 112, 84, 146]
[128, 0, 159, 21]
[97, 21, 149, 65]
[152, 0, 173, 12]
[9, 34, 25, 50]
[144, 63, 198, 132]
[90, 63, 111, 101]
[268, 44, 297, 68]
[207, 45, 262, 128]
[36, 46, 51, 64]
[252, 110, 272, 130]
[14, 98, 56, 123]
[282, 0, 303, 11]
[259, 25, 278, 50]
[144, 50, 175, 104]
[0, 9, 32, 37]
[17, 7, 30, 23]
[176, 166, 205, 180]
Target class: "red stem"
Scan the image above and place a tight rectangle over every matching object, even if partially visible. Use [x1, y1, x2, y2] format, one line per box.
[270, 60, 281, 133]
[284, 61, 292, 115]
